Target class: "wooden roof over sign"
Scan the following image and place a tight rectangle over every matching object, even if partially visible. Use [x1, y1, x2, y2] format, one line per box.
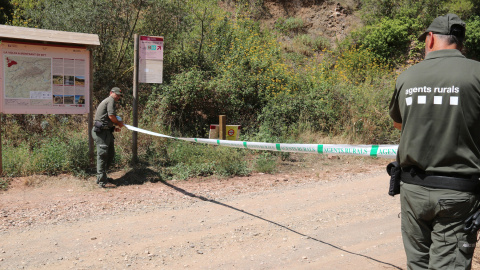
[0, 25, 100, 46]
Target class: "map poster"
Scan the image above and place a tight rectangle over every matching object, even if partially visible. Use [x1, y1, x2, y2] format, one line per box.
[0, 41, 90, 114]
[139, 35, 163, 84]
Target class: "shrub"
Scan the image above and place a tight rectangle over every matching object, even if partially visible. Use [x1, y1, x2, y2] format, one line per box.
[291, 34, 330, 56]
[291, 34, 314, 56]
[2, 131, 91, 177]
[65, 135, 91, 176]
[312, 35, 331, 51]
[257, 86, 341, 138]
[150, 69, 216, 137]
[214, 147, 251, 176]
[254, 152, 277, 173]
[353, 18, 410, 64]
[275, 17, 305, 36]
[164, 141, 250, 180]
[332, 64, 398, 143]
[33, 140, 68, 174]
[465, 16, 480, 60]
[2, 142, 32, 176]
[334, 46, 390, 85]
[0, 177, 8, 190]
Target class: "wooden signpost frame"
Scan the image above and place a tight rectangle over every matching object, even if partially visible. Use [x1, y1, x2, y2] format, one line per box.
[0, 25, 100, 174]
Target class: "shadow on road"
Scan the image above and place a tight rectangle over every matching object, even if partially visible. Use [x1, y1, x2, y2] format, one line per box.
[160, 180, 403, 270]
[108, 167, 162, 187]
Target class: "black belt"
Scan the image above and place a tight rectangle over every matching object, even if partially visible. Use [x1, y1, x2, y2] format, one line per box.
[94, 121, 112, 130]
[401, 169, 480, 192]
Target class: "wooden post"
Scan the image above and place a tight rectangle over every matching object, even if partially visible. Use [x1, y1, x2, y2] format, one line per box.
[0, 113, 2, 175]
[88, 49, 94, 167]
[219, 115, 226, 140]
[132, 34, 139, 163]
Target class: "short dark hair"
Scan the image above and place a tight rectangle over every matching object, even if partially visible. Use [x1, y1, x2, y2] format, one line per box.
[450, 24, 465, 42]
[434, 24, 465, 46]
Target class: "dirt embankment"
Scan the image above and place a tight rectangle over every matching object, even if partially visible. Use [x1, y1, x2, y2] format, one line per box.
[261, 0, 361, 40]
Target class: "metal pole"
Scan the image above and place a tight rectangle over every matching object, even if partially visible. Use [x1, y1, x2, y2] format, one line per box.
[88, 49, 94, 167]
[132, 34, 139, 163]
[0, 113, 3, 175]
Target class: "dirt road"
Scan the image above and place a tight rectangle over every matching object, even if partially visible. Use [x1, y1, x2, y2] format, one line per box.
[0, 157, 425, 269]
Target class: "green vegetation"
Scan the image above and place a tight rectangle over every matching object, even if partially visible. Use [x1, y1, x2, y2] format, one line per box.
[164, 141, 251, 179]
[254, 152, 278, 174]
[275, 17, 305, 36]
[1, 0, 479, 184]
[1, 115, 91, 177]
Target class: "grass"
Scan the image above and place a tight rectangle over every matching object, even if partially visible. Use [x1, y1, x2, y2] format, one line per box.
[254, 153, 277, 173]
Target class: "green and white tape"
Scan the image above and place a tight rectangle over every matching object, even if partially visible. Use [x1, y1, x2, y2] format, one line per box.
[125, 125, 398, 158]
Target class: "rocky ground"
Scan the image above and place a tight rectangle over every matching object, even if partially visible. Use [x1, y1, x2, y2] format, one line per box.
[1, 155, 479, 269]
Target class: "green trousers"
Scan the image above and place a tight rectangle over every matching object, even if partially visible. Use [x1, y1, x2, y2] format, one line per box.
[400, 182, 480, 270]
[92, 128, 115, 184]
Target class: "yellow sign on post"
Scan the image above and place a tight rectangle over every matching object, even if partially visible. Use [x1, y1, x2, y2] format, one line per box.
[226, 125, 239, 140]
[209, 125, 241, 140]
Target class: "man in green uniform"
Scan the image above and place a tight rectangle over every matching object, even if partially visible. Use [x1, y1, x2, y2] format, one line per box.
[92, 87, 125, 187]
[389, 14, 480, 269]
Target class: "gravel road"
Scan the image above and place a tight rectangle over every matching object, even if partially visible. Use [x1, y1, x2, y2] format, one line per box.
[0, 156, 476, 269]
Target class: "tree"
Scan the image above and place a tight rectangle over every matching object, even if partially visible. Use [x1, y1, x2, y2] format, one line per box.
[0, 0, 13, 24]
[22, 0, 145, 99]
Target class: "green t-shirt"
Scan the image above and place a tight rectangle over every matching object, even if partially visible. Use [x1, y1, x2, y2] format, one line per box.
[389, 49, 480, 175]
[94, 96, 116, 128]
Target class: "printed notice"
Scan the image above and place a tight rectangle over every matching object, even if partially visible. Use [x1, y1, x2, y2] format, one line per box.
[140, 36, 163, 60]
[0, 42, 90, 114]
[139, 35, 163, 84]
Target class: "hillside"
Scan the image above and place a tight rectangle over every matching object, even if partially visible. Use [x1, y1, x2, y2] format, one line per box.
[222, 0, 363, 47]
[262, 0, 361, 43]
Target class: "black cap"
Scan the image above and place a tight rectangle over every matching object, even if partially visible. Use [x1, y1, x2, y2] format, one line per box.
[418, 13, 465, 41]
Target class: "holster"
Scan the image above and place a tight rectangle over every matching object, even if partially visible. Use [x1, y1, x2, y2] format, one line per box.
[464, 209, 480, 234]
[386, 161, 401, 196]
[94, 121, 103, 133]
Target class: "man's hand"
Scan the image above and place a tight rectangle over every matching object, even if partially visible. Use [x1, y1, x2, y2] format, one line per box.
[393, 121, 402, 130]
[108, 115, 124, 128]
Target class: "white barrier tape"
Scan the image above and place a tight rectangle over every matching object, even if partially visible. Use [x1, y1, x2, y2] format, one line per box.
[126, 125, 173, 138]
[125, 125, 398, 158]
